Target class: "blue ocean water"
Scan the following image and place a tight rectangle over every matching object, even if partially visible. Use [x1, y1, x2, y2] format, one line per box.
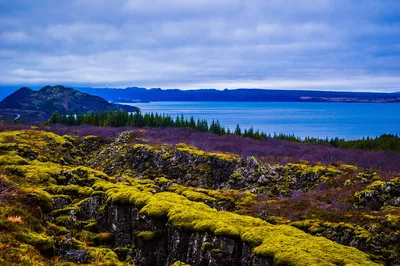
[122, 102, 400, 140]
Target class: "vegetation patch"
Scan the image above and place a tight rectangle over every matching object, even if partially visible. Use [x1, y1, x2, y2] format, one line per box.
[136, 230, 158, 241]
[0, 129, 395, 265]
[140, 192, 379, 265]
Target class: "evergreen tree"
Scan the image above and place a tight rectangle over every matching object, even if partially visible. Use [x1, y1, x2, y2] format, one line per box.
[234, 124, 241, 135]
[48, 110, 400, 152]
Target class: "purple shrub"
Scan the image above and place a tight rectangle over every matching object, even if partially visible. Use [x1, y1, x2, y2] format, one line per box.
[2, 123, 400, 172]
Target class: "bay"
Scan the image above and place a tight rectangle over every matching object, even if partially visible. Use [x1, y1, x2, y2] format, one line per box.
[121, 102, 400, 140]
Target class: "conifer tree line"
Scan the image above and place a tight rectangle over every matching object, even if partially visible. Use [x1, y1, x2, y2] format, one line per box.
[48, 110, 400, 152]
[48, 110, 268, 139]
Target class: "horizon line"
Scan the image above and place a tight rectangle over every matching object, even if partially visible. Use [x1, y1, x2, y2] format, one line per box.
[0, 84, 398, 94]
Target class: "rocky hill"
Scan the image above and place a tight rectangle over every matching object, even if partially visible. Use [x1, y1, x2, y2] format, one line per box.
[0, 85, 138, 121]
[0, 129, 398, 265]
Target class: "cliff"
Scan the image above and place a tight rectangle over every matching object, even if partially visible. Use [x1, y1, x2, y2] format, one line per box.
[0, 129, 398, 265]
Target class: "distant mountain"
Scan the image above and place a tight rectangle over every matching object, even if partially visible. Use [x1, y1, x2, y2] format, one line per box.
[1, 85, 400, 104]
[0, 85, 138, 121]
[75, 87, 400, 103]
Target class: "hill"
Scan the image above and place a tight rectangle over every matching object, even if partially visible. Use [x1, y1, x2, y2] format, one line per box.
[0, 85, 138, 121]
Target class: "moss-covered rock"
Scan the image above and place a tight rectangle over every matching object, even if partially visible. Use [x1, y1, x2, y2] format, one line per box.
[353, 177, 400, 210]
[89, 131, 352, 196]
[0, 129, 394, 266]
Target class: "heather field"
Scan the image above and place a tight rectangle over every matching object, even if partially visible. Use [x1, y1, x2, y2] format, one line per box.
[3, 123, 399, 173]
[48, 125, 400, 174]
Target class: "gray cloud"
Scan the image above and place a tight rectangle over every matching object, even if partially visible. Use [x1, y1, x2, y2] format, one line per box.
[0, 0, 399, 91]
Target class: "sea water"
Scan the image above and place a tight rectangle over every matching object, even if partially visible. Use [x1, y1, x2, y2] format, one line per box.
[121, 101, 400, 140]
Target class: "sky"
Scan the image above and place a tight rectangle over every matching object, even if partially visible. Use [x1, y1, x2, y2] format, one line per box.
[0, 0, 399, 92]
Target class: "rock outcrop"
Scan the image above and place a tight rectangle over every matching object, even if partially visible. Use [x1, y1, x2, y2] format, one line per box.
[353, 178, 400, 210]
[1, 130, 397, 265]
[90, 132, 344, 196]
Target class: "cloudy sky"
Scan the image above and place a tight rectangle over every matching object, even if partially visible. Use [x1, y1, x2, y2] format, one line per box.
[0, 0, 399, 91]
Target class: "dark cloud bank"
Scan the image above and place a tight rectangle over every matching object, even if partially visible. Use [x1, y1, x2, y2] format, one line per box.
[0, 0, 399, 92]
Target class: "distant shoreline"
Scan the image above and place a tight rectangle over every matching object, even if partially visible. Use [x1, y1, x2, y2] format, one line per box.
[2, 86, 400, 103]
[118, 99, 400, 104]
[75, 87, 400, 104]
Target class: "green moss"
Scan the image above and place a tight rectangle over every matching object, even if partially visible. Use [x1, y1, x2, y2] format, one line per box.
[214, 223, 240, 238]
[263, 216, 291, 225]
[87, 247, 127, 266]
[93, 179, 119, 191]
[172, 261, 191, 266]
[139, 192, 379, 265]
[353, 177, 399, 208]
[83, 219, 98, 231]
[5, 160, 66, 185]
[348, 172, 380, 186]
[46, 184, 93, 198]
[155, 176, 172, 184]
[161, 151, 173, 159]
[176, 143, 237, 161]
[105, 185, 152, 208]
[364, 213, 400, 230]
[0, 154, 29, 165]
[182, 190, 215, 202]
[210, 248, 222, 254]
[195, 164, 212, 172]
[51, 206, 79, 216]
[51, 194, 72, 201]
[45, 222, 69, 236]
[76, 231, 115, 246]
[113, 247, 131, 253]
[365, 180, 386, 189]
[17, 231, 54, 256]
[170, 184, 216, 202]
[201, 242, 212, 252]
[136, 230, 158, 241]
[93, 232, 115, 245]
[340, 164, 358, 171]
[72, 166, 110, 181]
[291, 220, 372, 240]
[0, 200, 58, 263]
[251, 224, 377, 266]
[385, 214, 400, 229]
[0, 130, 66, 146]
[0, 242, 49, 266]
[230, 172, 244, 181]
[55, 215, 72, 226]
[237, 193, 258, 206]
[0, 130, 84, 167]
[23, 188, 54, 212]
[56, 225, 69, 235]
[287, 163, 342, 177]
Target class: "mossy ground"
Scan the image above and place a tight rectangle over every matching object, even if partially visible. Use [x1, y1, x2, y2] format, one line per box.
[0, 129, 397, 265]
[0, 131, 129, 265]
